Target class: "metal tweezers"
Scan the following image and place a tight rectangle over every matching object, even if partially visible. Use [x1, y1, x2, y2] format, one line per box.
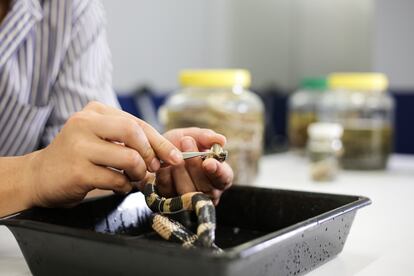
[181, 151, 210, 160]
[162, 144, 227, 164]
[159, 151, 210, 166]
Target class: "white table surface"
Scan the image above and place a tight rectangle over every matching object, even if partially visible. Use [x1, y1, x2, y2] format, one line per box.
[1, 153, 413, 275]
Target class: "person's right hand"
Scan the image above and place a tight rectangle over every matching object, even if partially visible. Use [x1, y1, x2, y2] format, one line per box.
[26, 101, 183, 208]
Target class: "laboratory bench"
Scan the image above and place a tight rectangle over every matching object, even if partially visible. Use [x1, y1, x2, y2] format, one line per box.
[1, 153, 413, 275]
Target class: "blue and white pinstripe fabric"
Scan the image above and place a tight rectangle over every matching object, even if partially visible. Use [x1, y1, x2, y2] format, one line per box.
[0, 0, 119, 156]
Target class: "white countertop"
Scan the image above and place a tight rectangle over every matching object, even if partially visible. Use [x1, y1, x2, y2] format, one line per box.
[255, 153, 414, 276]
[1, 153, 413, 275]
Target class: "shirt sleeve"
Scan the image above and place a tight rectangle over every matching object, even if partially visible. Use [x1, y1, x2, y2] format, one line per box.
[40, 0, 120, 147]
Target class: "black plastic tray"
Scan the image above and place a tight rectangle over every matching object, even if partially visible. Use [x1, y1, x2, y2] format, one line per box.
[0, 186, 370, 276]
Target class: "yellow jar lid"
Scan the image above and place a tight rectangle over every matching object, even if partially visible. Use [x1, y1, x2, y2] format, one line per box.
[179, 69, 251, 88]
[329, 73, 388, 91]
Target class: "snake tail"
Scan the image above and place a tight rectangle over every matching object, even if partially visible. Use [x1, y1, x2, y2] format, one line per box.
[150, 213, 198, 248]
[191, 193, 216, 247]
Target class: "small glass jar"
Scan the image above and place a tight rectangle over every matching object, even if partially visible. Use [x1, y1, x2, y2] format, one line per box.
[319, 73, 394, 170]
[288, 77, 327, 152]
[159, 69, 264, 185]
[307, 123, 343, 182]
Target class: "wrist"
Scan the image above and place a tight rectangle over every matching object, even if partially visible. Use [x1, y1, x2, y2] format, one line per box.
[0, 151, 41, 217]
[20, 150, 43, 210]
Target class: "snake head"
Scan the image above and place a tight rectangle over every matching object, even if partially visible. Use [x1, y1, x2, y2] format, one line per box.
[202, 144, 228, 162]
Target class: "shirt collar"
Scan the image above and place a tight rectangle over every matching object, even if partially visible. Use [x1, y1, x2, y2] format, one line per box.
[0, 0, 43, 69]
[5, 0, 43, 21]
[24, 0, 43, 20]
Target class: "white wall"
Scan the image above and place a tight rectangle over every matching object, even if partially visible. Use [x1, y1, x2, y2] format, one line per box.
[290, 0, 374, 86]
[102, 0, 375, 92]
[373, 0, 414, 90]
[224, 0, 373, 89]
[223, 0, 292, 89]
[102, 0, 218, 91]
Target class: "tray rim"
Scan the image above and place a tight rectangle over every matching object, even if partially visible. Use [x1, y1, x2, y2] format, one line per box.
[0, 186, 371, 261]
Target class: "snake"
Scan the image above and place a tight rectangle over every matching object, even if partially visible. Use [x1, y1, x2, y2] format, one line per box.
[143, 144, 227, 251]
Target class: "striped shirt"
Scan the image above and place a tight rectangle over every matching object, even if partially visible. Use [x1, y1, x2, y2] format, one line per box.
[0, 0, 119, 156]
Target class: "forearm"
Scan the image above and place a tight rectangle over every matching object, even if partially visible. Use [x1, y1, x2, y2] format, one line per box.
[0, 153, 35, 218]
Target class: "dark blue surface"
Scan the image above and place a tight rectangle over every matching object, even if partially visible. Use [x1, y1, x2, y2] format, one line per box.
[392, 90, 414, 154]
[255, 88, 288, 153]
[116, 87, 167, 119]
[117, 95, 141, 117]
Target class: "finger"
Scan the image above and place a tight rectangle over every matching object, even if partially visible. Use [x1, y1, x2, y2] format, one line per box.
[181, 136, 215, 195]
[143, 124, 183, 166]
[202, 158, 233, 190]
[86, 113, 160, 172]
[182, 127, 226, 148]
[208, 189, 223, 206]
[85, 101, 183, 166]
[213, 198, 220, 206]
[85, 138, 147, 181]
[132, 172, 154, 192]
[85, 189, 114, 199]
[86, 165, 132, 194]
[155, 167, 176, 197]
[165, 127, 227, 150]
[172, 163, 197, 194]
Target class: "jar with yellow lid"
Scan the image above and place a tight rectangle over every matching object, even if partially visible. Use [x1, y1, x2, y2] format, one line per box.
[159, 69, 264, 184]
[318, 73, 394, 170]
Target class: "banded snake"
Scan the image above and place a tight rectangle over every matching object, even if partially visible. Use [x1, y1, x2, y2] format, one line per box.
[143, 144, 227, 251]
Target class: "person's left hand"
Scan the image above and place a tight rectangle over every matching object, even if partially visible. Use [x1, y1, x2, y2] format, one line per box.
[140, 127, 233, 205]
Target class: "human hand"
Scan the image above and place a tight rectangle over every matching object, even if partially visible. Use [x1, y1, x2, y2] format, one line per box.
[26, 101, 183, 208]
[146, 128, 234, 205]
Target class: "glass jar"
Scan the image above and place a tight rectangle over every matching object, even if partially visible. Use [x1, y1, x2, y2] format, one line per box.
[307, 123, 343, 181]
[319, 73, 394, 170]
[159, 69, 264, 184]
[288, 77, 327, 152]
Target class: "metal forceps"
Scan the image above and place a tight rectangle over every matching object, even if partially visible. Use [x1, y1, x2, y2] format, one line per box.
[162, 144, 228, 164]
[159, 150, 210, 166]
[182, 144, 228, 162]
[181, 151, 211, 160]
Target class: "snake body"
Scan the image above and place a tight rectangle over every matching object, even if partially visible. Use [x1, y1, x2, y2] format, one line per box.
[143, 144, 227, 251]
[143, 180, 217, 248]
[149, 214, 199, 248]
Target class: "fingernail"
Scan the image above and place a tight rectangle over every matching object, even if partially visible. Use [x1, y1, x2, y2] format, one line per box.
[205, 129, 215, 137]
[169, 149, 183, 164]
[150, 158, 160, 172]
[219, 134, 227, 144]
[205, 160, 218, 174]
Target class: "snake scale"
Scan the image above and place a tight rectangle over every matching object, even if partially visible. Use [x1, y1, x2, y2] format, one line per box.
[143, 144, 227, 251]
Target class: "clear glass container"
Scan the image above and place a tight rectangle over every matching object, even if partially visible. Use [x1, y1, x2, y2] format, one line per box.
[319, 73, 394, 170]
[288, 77, 327, 152]
[159, 70, 264, 185]
[307, 122, 343, 181]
